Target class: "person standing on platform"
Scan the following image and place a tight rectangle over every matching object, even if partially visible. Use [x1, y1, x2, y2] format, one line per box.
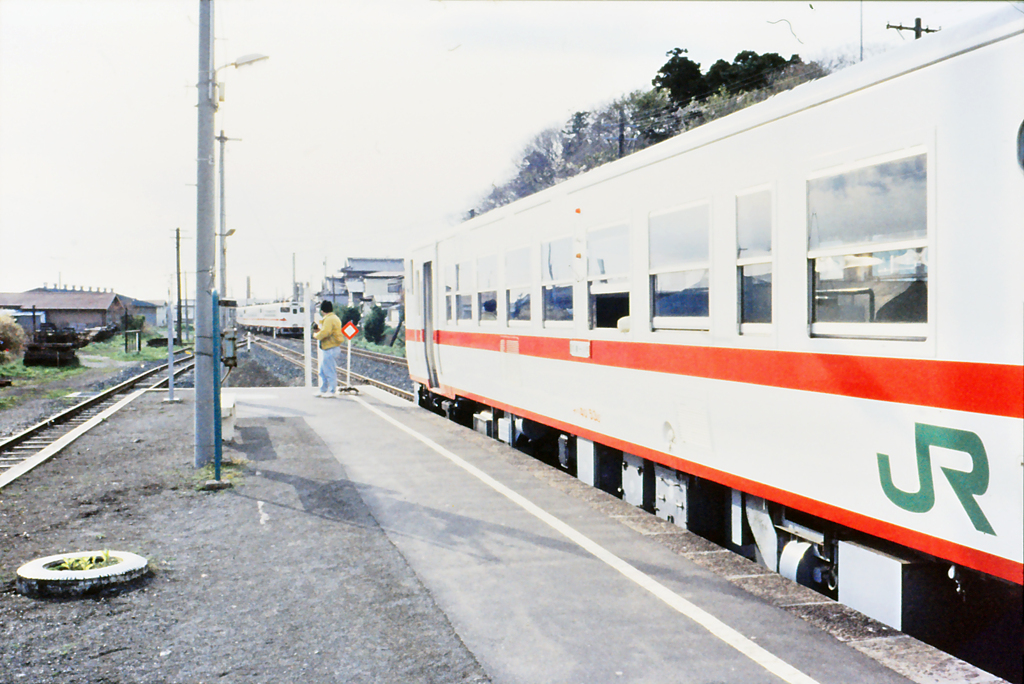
[313, 301, 344, 397]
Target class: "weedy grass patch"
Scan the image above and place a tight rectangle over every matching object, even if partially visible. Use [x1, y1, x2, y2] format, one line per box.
[85, 334, 185, 364]
[0, 361, 88, 383]
[193, 460, 248, 489]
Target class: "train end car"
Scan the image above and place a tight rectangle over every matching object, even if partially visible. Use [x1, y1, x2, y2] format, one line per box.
[406, 7, 1023, 680]
[236, 301, 308, 337]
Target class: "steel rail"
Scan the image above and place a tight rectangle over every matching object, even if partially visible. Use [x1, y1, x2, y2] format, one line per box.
[251, 338, 413, 402]
[0, 351, 194, 455]
[253, 333, 408, 367]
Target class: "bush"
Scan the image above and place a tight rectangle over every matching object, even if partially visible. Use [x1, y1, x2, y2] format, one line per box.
[0, 314, 27, 364]
[362, 306, 386, 345]
[122, 314, 146, 332]
[340, 306, 361, 326]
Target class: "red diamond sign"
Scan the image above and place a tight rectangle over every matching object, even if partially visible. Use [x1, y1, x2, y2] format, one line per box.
[342, 321, 359, 340]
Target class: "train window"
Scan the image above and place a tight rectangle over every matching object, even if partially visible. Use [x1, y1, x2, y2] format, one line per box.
[456, 261, 473, 322]
[505, 247, 531, 323]
[649, 203, 710, 330]
[477, 255, 498, 322]
[280, 306, 290, 313]
[588, 225, 629, 329]
[808, 153, 928, 336]
[445, 265, 456, 323]
[542, 237, 573, 324]
[737, 190, 773, 327]
[808, 154, 926, 249]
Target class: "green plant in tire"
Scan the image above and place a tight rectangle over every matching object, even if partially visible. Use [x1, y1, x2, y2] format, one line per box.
[52, 550, 118, 571]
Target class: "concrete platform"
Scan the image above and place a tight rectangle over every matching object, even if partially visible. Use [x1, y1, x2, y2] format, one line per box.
[226, 386, 1001, 684]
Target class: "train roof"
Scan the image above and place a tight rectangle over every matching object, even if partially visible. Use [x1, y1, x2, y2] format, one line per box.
[418, 4, 1023, 249]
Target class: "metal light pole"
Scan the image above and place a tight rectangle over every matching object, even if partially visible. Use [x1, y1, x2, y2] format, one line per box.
[195, 0, 216, 468]
[195, 1, 267, 468]
[217, 129, 239, 302]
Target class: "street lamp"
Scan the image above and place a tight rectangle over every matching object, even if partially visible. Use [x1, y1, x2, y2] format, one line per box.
[216, 130, 240, 308]
[194, 0, 267, 469]
[213, 53, 267, 304]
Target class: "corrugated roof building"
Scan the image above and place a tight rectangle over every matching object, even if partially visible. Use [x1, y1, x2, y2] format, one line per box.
[0, 287, 133, 331]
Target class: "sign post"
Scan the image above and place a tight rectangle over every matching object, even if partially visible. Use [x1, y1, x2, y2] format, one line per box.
[340, 321, 360, 394]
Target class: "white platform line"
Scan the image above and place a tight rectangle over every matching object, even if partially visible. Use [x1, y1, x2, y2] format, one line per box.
[0, 389, 148, 490]
[354, 396, 821, 684]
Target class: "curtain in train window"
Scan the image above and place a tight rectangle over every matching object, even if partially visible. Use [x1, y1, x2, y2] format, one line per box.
[807, 153, 927, 335]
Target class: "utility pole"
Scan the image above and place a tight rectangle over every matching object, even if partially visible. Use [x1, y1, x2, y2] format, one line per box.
[887, 18, 939, 39]
[195, 0, 216, 469]
[175, 228, 183, 345]
[216, 130, 241, 304]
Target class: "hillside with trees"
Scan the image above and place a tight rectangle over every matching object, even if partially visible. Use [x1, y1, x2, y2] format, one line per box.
[468, 49, 828, 218]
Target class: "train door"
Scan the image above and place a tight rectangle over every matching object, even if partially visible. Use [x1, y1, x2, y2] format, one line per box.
[422, 262, 440, 388]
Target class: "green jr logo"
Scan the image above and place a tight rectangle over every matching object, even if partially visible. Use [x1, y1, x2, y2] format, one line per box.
[877, 423, 995, 535]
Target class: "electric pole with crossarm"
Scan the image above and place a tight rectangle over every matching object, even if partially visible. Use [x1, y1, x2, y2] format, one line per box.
[887, 18, 940, 40]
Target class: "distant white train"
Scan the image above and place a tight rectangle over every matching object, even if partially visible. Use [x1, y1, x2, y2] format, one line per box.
[235, 301, 308, 336]
[404, 6, 1023, 668]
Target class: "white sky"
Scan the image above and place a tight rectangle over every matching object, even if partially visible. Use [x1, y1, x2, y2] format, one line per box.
[0, 0, 1004, 302]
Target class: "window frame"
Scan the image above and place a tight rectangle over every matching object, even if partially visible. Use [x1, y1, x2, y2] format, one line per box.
[455, 260, 474, 324]
[541, 236, 575, 328]
[735, 186, 774, 335]
[444, 264, 456, 324]
[586, 223, 630, 330]
[648, 200, 712, 332]
[505, 245, 533, 326]
[477, 254, 499, 325]
[806, 149, 930, 340]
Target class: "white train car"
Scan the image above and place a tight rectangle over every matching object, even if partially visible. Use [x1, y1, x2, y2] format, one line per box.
[236, 301, 308, 336]
[405, 7, 1022, 668]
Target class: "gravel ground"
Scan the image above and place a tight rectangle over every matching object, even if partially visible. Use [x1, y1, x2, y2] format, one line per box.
[228, 337, 413, 393]
[1, 337, 407, 440]
[0, 357, 173, 440]
[0, 391, 490, 683]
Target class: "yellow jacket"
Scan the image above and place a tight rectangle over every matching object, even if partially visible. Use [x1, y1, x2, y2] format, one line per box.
[314, 312, 344, 350]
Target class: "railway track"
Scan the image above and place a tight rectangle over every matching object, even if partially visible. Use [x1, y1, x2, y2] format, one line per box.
[250, 337, 414, 402]
[0, 352, 195, 488]
[247, 333, 408, 367]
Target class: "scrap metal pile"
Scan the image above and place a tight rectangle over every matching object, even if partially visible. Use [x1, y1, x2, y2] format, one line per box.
[22, 324, 86, 367]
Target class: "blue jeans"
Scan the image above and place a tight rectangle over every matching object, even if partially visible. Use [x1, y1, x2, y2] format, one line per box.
[319, 345, 342, 393]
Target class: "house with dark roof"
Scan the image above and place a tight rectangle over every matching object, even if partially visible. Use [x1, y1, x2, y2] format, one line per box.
[127, 298, 159, 328]
[0, 286, 133, 332]
[318, 258, 404, 316]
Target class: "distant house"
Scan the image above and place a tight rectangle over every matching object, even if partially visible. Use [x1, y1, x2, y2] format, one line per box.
[128, 298, 159, 328]
[0, 286, 138, 332]
[0, 308, 47, 332]
[320, 275, 349, 309]
[319, 258, 404, 321]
